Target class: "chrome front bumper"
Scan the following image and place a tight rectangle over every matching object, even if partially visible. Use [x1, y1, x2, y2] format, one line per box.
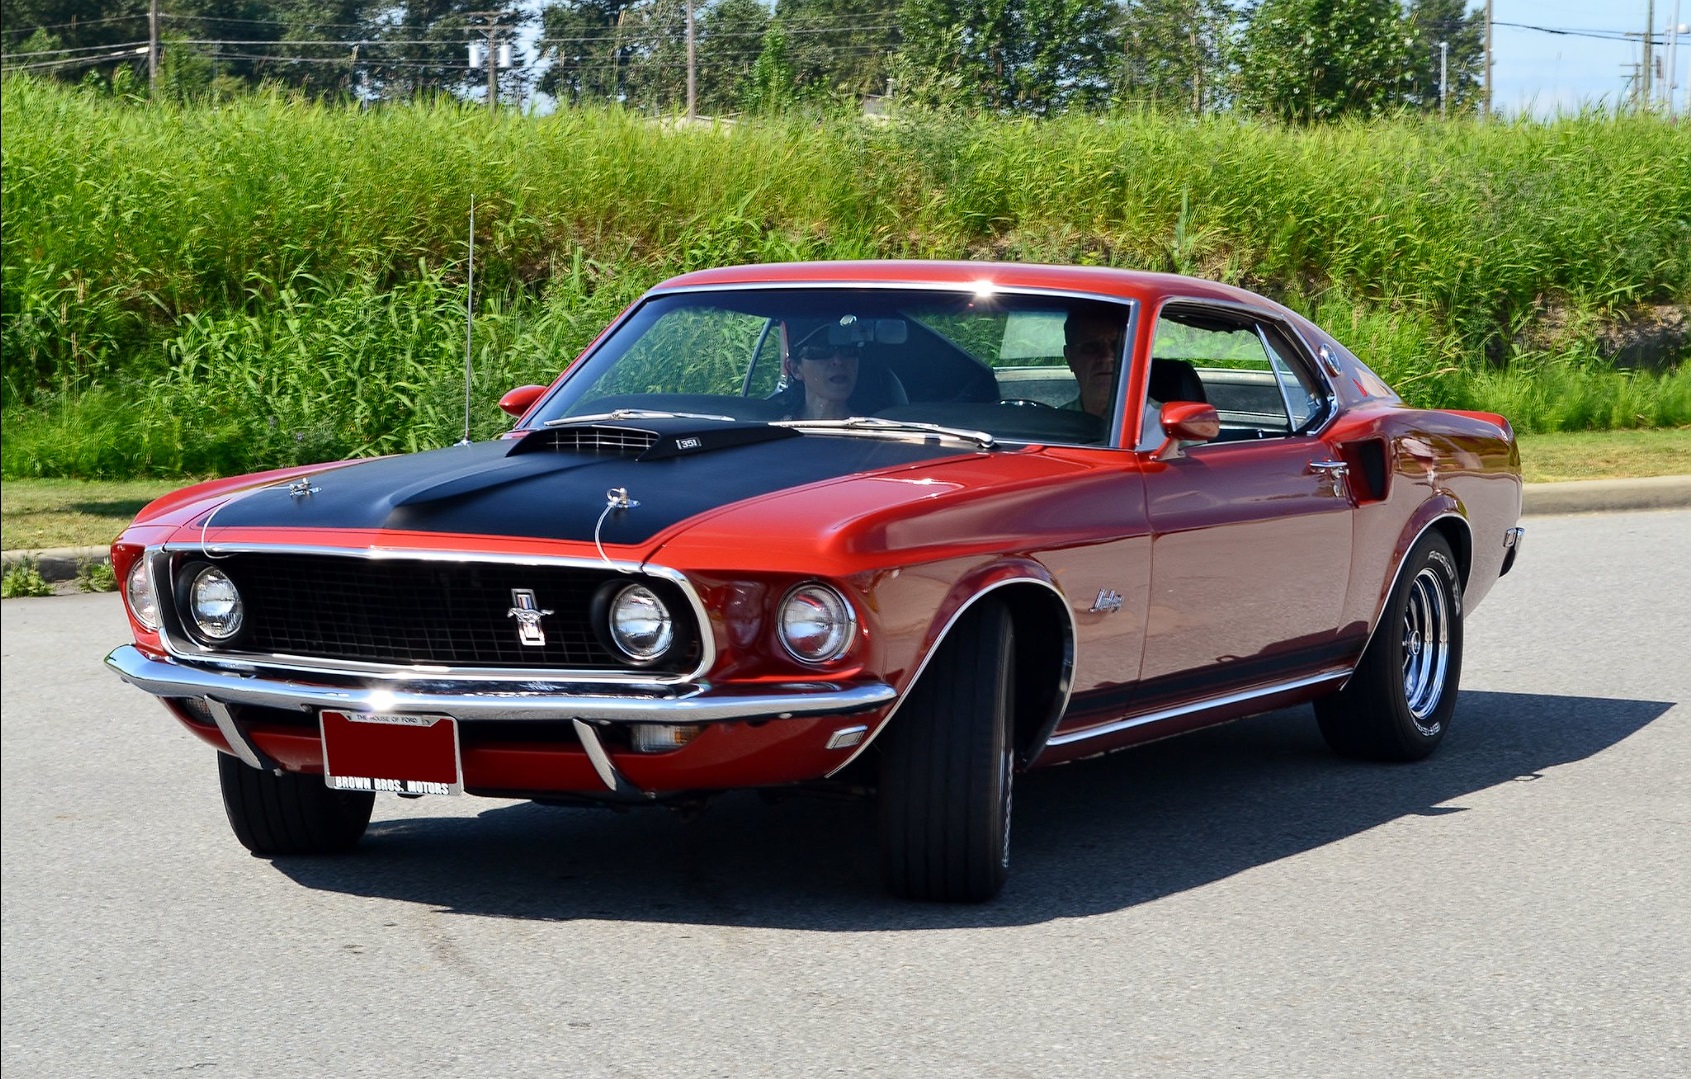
[105, 645, 896, 724]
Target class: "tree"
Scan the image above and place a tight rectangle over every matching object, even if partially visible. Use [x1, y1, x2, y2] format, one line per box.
[615, 0, 688, 112]
[744, 19, 797, 112]
[1233, 0, 1415, 123]
[895, 0, 1116, 113]
[1404, 0, 1483, 114]
[1, 0, 519, 102]
[697, 0, 768, 113]
[776, 0, 900, 101]
[1115, 0, 1236, 113]
[539, 0, 638, 104]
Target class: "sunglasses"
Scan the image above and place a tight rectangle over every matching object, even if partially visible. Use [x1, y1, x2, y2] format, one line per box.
[797, 345, 858, 362]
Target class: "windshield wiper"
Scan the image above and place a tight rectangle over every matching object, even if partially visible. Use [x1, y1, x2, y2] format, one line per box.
[545, 408, 736, 426]
[776, 417, 996, 450]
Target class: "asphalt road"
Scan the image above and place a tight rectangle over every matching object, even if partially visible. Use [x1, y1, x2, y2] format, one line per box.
[3, 511, 1687, 1078]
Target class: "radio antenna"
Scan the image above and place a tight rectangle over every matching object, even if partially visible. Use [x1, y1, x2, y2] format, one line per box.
[460, 195, 476, 446]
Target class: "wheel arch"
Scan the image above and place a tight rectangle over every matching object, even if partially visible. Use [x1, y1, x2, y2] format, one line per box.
[1342, 509, 1471, 691]
[827, 571, 1075, 777]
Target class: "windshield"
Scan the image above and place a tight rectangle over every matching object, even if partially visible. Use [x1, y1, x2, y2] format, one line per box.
[527, 287, 1135, 447]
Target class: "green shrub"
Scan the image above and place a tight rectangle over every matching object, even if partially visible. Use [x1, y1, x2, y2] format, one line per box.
[1, 560, 55, 598]
[77, 560, 117, 593]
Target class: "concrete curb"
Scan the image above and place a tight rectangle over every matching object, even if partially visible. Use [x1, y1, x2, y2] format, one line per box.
[2, 545, 112, 584]
[6, 476, 1689, 587]
[1520, 474, 1691, 517]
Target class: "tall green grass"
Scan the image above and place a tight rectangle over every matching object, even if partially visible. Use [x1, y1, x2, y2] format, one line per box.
[2, 77, 1687, 477]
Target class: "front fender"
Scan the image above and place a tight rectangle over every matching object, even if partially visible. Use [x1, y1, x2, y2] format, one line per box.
[827, 558, 1074, 777]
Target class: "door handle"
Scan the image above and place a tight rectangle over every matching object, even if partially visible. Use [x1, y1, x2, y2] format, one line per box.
[1308, 459, 1350, 498]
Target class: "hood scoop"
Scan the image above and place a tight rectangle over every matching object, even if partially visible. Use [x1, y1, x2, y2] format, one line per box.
[510, 417, 800, 462]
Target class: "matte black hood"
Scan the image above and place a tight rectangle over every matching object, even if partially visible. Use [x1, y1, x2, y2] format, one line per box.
[207, 421, 962, 546]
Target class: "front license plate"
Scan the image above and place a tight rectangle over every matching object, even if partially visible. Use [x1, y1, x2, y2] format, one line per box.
[320, 711, 463, 796]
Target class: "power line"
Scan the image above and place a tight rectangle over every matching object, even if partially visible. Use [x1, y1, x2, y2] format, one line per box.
[1494, 20, 1674, 45]
[2, 40, 151, 59]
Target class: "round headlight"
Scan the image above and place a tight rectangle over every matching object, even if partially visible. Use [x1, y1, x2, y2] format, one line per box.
[125, 557, 158, 630]
[778, 584, 855, 664]
[188, 565, 244, 640]
[608, 584, 673, 660]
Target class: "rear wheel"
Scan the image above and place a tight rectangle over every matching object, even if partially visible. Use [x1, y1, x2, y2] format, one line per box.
[878, 600, 1015, 902]
[1317, 532, 1463, 761]
[218, 753, 374, 855]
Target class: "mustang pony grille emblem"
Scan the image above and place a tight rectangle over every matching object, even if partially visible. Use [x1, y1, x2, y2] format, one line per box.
[507, 589, 555, 646]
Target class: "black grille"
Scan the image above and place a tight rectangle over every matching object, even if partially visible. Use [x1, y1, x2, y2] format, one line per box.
[530, 426, 658, 455]
[178, 553, 696, 672]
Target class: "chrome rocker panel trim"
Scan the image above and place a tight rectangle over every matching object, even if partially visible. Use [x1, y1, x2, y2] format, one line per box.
[106, 645, 896, 724]
[1043, 667, 1351, 749]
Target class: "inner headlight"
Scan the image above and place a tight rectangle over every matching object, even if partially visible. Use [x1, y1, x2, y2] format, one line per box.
[607, 583, 673, 660]
[125, 557, 159, 630]
[187, 565, 244, 640]
[778, 583, 855, 664]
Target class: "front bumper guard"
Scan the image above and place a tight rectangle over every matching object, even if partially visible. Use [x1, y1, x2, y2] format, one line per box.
[106, 645, 896, 725]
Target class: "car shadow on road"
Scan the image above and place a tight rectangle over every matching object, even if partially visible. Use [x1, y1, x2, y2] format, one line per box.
[270, 689, 1674, 929]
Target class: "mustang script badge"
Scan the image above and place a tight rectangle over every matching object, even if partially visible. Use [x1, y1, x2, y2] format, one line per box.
[507, 589, 555, 646]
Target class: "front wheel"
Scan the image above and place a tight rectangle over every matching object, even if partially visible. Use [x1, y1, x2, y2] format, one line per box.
[1317, 532, 1464, 761]
[218, 753, 375, 855]
[878, 600, 1015, 902]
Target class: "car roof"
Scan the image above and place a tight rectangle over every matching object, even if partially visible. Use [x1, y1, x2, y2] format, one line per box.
[653, 260, 1270, 308]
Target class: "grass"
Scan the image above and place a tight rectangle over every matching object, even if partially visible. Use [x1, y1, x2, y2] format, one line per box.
[0, 477, 186, 549]
[1517, 428, 1691, 483]
[2, 431, 1684, 552]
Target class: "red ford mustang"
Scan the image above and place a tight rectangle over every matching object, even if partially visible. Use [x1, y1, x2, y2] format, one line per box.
[108, 261, 1524, 901]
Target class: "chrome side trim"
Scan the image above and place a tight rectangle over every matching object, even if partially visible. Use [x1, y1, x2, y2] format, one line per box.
[1341, 512, 1470, 690]
[823, 576, 1077, 778]
[146, 543, 717, 685]
[205, 698, 281, 774]
[106, 645, 895, 724]
[1044, 667, 1351, 749]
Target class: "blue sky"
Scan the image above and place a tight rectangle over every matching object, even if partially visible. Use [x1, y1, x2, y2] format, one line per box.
[1484, 0, 1689, 114]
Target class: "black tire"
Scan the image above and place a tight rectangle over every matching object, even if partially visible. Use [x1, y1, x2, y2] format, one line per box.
[218, 752, 375, 855]
[1317, 532, 1464, 762]
[878, 599, 1015, 902]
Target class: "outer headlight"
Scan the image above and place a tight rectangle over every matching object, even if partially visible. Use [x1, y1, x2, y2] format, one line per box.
[187, 565, 244, 640]
[125, 557, 159, 630]
[778, 583, 855, 664]
[607, 583, 674, 661]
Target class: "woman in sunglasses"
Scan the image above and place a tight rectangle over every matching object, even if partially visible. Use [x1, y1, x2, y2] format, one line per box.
[784, 341, 861, 420]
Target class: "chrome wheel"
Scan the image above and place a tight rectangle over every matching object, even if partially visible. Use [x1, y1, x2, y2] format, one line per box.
[1402, 565, 1451, 730]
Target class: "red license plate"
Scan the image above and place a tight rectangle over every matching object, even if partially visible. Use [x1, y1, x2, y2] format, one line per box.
[320, 711, 463, 796]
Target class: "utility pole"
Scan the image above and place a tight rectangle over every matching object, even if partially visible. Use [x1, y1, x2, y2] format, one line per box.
[685, 0, 696, 120]
[1645, 0, 1656, 105]
[1482, 0, 1493, 118]
[148, 0, 159, 91]
[1671, 2, 1687, 114]
[466, 11, 514, 115]
[1439, 40, 1449, 119]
